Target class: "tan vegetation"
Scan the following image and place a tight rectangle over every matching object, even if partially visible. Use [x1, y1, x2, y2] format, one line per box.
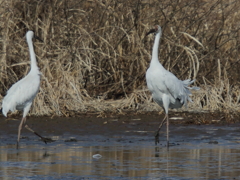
[0, 0, 239, 117]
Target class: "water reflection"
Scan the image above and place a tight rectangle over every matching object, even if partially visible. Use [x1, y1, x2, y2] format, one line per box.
[0, 141, 240, 179]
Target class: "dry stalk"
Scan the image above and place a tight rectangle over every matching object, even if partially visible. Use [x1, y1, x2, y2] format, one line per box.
[0, 0, 239, 117]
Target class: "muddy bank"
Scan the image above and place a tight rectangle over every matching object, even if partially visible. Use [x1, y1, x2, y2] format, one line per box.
[0, 111, 239, 146]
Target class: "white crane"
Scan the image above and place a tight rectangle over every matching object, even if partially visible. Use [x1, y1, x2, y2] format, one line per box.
[2, 31, 50, 148]
[145, 25, 199, 147]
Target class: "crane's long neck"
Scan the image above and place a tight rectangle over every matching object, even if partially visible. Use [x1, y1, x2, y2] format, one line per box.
[150, 32, 163, 67]
[27, 38, 39, 73]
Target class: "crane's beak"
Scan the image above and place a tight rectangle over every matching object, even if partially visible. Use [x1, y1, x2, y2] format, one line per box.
[145, 29, 156, 36]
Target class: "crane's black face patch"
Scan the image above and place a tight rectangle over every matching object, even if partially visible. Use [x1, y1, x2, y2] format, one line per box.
[146, 29, 156, 36]
[34, 35, 43, 42]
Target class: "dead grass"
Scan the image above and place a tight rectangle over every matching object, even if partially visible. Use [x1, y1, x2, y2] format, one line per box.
[0, 0, 239, 118]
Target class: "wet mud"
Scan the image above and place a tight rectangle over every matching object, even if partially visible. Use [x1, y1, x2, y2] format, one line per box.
[0, 112, 240, 179]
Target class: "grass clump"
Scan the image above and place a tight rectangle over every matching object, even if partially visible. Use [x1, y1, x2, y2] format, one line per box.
[0, 0, 239, 118]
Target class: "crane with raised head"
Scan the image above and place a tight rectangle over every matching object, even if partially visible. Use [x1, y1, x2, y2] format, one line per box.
[2, 31, 51, 148]
[145, 25, 199, 148]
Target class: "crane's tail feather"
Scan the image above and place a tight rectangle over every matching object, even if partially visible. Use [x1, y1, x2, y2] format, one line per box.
[183, 79, 200, 90]
[188, 86, 200, 90]
[181, 79, 200, 107]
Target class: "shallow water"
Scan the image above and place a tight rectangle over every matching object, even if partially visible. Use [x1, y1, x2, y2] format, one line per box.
[1, 116, 240, 179]
[1, 134, 240, 179]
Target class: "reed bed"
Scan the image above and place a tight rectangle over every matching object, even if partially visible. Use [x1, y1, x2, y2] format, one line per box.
[0, 0, 239, 117]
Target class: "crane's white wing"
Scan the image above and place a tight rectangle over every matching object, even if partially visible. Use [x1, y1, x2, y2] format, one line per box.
[2, 73, 40, 116]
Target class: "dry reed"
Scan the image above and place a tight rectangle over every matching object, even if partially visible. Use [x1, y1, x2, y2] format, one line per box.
[0, 0, 239, 118]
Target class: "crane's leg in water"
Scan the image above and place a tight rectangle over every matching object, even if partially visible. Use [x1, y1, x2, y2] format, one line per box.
[16, 117, 54, 149]
[17, 117, 27, 149]
[166, 114, 169, 150]
[155, 114, 167, 145]
[25, 125, 54, 144]
[155, 94, 170, 149]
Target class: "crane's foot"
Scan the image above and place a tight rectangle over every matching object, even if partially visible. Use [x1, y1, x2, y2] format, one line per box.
[154, 131, 160, 145]
[33, 131, 55, 144]
[40, 137, 55, 144]
[24, 125, 55, 144]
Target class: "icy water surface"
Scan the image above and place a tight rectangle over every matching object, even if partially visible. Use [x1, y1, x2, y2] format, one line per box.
[0, 116, 240, 179]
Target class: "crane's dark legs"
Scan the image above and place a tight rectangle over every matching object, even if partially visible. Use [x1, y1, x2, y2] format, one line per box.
[24, 125, 54, 144]
[155, 114, 167, 145]
[155, 113, 170, 149]
[16, 117, 53, 149]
